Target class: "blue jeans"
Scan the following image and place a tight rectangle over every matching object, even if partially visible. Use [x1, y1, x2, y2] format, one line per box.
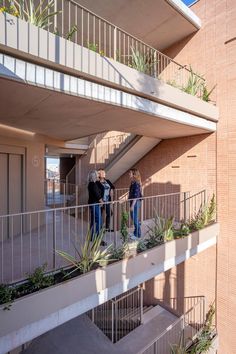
[89, 204, 102, 239]
[130, 200, 141, 238]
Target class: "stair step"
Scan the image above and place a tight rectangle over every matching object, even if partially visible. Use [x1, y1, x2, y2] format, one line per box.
[142, 305, 165, 324]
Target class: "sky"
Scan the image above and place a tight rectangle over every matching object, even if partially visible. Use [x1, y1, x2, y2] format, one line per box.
[181, 0, 196, 5]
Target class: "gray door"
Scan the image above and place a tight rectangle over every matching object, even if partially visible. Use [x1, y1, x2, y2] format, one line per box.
[0, 153, 23, 239]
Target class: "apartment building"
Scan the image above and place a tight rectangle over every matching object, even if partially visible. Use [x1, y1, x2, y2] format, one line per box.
[0, 0, 233, 353]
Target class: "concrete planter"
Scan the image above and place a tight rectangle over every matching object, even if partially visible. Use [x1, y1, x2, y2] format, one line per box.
[208, 334, 219, 354]
[0, 222, 219, 353]
[0, 12, 219, 122]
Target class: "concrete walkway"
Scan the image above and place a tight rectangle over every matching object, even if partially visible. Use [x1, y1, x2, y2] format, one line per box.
[23, 306, 178, 354]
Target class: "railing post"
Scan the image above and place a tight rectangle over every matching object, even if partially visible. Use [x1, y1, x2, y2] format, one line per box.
[114, 26, 117, 60]
[75, 185, 79, 209]
[53, 210, 56, 269]
[63, 183, 66, 210]
[91, 308, 95, 323]
[140, 287, 144, 324]
[183, 192, 190, 222]
[111, 301, 114, 343]
[113, 202, 117, 248]
[53, 179, 55, 208]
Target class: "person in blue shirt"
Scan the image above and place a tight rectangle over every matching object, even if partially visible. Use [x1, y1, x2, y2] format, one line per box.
[128, 168, 142, 240]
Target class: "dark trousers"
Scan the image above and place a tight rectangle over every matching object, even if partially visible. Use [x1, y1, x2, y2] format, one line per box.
[130, 200, 141, 238]
[89, 204, 102, 239]
[102, 203, 112, 229]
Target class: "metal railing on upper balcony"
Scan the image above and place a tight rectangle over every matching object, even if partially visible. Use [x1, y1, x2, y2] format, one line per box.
[1, 0, 204, 91]
[0, 190, 207, 284]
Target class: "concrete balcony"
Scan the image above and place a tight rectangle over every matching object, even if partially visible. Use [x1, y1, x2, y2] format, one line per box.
[0, 222, 219, 353]
[0, 10, 218, 141]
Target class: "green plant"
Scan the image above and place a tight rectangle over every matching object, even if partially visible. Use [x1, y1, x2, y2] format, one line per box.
[137, 239, 148, 253]
[109, 244, 127, 260]
[0, 284, 16, 310]
[146, 213, 174, 245]
[27, 264, 54, 290]
[187, 303, 216, 354]
[128, 46, 156, 75]
[8, 0, 60, 29]
[87, 42, 98, 52]
[188, 194, 216, 231]
[201, 83, 216, 102]
[174, 223, 190, 238]
[66, 24, 78, 41]
[182, 66, 204, 96]
[56, 230, 113, 274]
[120, 210, 129, 244]
[0, 2, 20, 17]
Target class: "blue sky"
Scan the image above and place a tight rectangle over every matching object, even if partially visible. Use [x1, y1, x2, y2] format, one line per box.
[181, 0, 196, 5]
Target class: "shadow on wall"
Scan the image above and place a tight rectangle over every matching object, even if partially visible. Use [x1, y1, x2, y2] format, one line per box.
[114, 133, 210, 193]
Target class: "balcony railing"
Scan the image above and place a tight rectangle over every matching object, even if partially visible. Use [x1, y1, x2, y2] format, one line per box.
[0, 190, 206, 284]
[88, 286, 143, 343]
[139, 296, 206, 354]
[1, 0, 204, 91]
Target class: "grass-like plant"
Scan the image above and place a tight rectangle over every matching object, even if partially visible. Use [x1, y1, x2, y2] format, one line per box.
[56, 230, 113, 274]
[66, 24, 78, 41]
[182, 66, 203, 96]
[87, 42, 98, 52]
[201, 83, 216, 102]
[188, 303, 216, 354]
[128, 46, 156, 75]
[5, 0, 60, 29]
[188, 194, 216, 231]
[137, 213, 174, 251]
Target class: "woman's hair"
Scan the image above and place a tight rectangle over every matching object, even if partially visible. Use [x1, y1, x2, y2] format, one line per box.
[130, 168, 141, 183]
[87, 170, 98, 183]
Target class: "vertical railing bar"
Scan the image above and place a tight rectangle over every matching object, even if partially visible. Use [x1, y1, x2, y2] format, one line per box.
[11, 217, 13, 282]
[38, 212, 40, 267]
[75, 4, 78, 43]
[1, 218, 4, 282]
[29, 214, 32, 274]
[61, 0, 64, 37]
[20, 214, 23, 278]
[81, 8, 84, 46]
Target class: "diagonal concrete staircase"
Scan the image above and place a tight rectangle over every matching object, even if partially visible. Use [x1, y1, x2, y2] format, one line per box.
[23, 305, 177, 354]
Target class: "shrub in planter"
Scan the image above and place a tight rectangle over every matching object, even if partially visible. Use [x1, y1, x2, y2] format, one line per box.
[188, 194, 216, 231]
[56, 230, 113, 274]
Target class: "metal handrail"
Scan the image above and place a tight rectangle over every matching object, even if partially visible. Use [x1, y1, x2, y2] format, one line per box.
[138, 296, 206, 354]
[59, 0, 204, 80]
[0, 191, 187, 218]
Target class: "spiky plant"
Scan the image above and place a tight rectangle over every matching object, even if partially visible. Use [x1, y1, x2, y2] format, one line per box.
[201, 83, 216, 102]
[146, 212, 174, 248]
[182, 66, 204, 96]
[8, 0, 60, 29]
[188, 194, 216, 231]
[56, 230, 113, 274]
[129, 46, 156, 75]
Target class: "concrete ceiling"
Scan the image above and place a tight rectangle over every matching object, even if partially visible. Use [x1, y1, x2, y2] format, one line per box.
[76, 0, 200, 50]
[0, 76, 212, 141]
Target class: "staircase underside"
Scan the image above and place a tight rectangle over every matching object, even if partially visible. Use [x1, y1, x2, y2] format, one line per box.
[23, 306, 177, 354]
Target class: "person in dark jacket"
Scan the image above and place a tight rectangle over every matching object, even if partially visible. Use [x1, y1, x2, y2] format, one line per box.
[98, 169, 115, 231]
[128, 168, 142, 240]
[87, 170, 106, 244]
